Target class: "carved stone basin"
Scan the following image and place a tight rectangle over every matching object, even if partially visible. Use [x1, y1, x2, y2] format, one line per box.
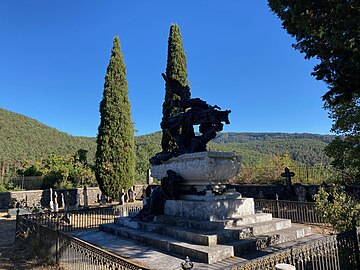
[150, 151, 241, 186]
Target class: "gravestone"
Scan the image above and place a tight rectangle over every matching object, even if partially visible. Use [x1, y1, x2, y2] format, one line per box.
[146, 169, 153, 185]
[281, 167, 295, 194]
[49, 188, 54, 211]
[83, 186, 89, 208]
[61, 193, 65, 209]
[76, 193, 80, 209]
[128, 187, 135, 203]
[119, 189, 125, 205]
[53, 192, 59, 212]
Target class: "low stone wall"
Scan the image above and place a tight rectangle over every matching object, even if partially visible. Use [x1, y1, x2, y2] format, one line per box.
[0, 187, 101, 210]
[0, 185, 147, 210]
[230, 183, 360, 201]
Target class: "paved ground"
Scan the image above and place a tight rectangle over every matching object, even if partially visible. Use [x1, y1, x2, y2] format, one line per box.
[71, 226, 327, 270]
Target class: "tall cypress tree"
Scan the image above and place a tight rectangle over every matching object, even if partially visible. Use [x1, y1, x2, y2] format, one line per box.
[161, 24, 190, 152]
[95, 36, 135, 198]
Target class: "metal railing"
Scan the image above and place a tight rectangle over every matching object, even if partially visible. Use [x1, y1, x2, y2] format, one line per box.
[254, 199, 325, 224]
[21, 203, 143, 232]
[233, 227, 360, 270]
[16, 216, 149, 270]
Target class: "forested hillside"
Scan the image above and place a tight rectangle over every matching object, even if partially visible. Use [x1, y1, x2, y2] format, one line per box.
[1, 107, 333, 169]
[0, 108, 96, 162]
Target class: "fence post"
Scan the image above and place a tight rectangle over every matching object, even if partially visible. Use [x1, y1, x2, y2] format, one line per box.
[55, 221, 59, 265]
[15, 208, 20, 242]
[275, 194, 280, 218]
[354, 226, 360, 269]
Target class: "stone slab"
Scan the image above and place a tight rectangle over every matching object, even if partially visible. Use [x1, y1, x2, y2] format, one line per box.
[153, 213, 273, 231]
[164, 198, 255, 221]
[100, 223, 234, 263]
[71, 229, 251, 270]
[7, 208, 32, 217]
[229, 224, 312, 255]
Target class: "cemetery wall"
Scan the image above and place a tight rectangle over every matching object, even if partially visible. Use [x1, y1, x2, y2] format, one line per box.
[0, 187, 101, 210]
[230, 184, 360, 201]
[0, 185, 146, 210]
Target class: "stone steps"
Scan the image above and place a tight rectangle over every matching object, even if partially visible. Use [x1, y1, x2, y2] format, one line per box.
[114, 217, 291, 246]
[153, 213, 273, 231]
[229, 224, 312, 256]
[99, 223, 234, 264]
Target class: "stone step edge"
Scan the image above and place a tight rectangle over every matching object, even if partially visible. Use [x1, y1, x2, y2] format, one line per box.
[227, 224, 312, 255]
[115, 217, 292, 246]
[154, 212, 273, 230]
[100, 223, 234, 264]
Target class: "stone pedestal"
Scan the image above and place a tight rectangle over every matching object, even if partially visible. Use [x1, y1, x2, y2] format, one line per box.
[151, 151, 241, 199]
[165, 198, 254, 221]
[101, 151, 312, 265]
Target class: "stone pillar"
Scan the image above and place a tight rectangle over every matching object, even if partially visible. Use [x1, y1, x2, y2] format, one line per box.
[49, 188, 54, 211]
[53, 192, 59, 212]
[275, 264, 296, 270]
[83, 186, 89, 208]
[146, 169, 153, 185]
[64, 191, 70, 211]
[61, 193, 65, 209]
[76, 193, 80, 209]
[119, 189, 125, 205]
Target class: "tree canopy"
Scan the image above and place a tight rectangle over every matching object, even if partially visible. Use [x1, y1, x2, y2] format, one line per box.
[269, 1, 360, 183]
[95, 36, 136, 198]
[161, 24, 189, 152]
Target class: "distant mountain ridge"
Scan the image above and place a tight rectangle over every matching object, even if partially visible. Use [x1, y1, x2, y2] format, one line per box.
[0, 107, 334, 166]
[213, 132, 334, 144]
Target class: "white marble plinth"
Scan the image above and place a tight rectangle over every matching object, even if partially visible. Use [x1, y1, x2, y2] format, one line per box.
[151, 152, 241, 186]
[164, 198, 254, 221]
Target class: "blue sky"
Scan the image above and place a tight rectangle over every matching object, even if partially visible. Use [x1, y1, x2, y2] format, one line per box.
[0, 1, 333, 137]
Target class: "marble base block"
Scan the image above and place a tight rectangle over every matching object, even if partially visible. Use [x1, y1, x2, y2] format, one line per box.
[164, 198, 255, 221]
[151, 151, 241, 187]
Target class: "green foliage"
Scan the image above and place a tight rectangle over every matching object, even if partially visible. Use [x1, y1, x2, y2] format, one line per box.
[17, 153, 96, 189]
[0, 104, 335, 184]
[95, 36, 136, 198]
[314, 185, 360, 232]
[325, 136, 360, 183]
[268, 1, 360, 184]
[0, 179, 15, 192]
[161, 24, 189, 152]
[0, 108, 96, 163]
[235, 153, 295, 184]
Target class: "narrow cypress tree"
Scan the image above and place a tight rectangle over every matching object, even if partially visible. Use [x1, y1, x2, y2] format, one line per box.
[95, 36, 135, 198]
[161, 24, 190, 152]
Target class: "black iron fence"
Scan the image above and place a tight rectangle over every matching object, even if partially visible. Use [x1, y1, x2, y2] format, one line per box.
[16, 215, 149, 270]
[234, 227, 360, 270]
[15, 202, 360, 270]
[20, 203, 143, 232]
[254, 199, 325, 224]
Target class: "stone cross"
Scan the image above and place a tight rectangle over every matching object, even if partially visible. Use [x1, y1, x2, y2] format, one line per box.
[281, 167, 295, 193]
[49, 188, 54, 211]
[53, 192, 59, 212]
[83, 186, 89, 208]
